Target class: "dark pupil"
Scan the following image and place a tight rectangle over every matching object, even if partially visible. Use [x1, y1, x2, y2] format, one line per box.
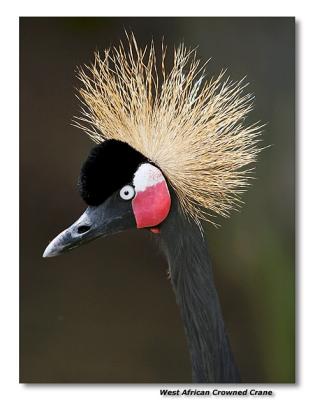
[124, 190, 129, 196]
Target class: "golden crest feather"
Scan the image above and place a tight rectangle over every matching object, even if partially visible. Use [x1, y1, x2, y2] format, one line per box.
[74, 33, 262, 226]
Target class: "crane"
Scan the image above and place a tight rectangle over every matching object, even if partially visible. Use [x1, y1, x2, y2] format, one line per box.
[43, 34, 262, 383]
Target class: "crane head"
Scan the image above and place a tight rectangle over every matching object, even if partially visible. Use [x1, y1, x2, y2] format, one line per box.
[43, 35, 263, 258]
[43, 140, 171, 258]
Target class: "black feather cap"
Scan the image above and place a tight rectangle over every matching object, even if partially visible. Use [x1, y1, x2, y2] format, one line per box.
[79, 139, 147, 206]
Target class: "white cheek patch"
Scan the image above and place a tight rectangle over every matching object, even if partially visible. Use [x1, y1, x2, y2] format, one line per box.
[133, 163, 164, 192]
[132, 162, 171, 229]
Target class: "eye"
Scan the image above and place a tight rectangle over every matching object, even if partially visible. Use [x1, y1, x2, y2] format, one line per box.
[119, 185, 135, 200]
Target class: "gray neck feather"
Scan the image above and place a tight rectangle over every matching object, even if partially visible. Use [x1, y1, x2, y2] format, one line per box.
[158, 197, 240, 383]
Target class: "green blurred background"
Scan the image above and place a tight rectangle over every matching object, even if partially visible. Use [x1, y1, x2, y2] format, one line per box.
[20, 17, 295, 383]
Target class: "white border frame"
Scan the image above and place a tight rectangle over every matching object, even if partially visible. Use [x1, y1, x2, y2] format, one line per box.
[0, 1, 311, 398]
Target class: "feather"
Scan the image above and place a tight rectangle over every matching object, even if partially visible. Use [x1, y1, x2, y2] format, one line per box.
[73, 33, 263, 226]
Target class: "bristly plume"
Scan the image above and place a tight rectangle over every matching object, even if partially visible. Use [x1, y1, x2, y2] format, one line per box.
[74, 33, 262, 226]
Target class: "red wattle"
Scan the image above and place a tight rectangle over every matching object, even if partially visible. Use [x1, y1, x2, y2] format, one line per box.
[132, 181, 171, 228]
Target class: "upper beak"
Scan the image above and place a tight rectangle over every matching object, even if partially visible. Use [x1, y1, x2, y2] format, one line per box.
[43, 198, 135, 258]
[43, 206, 101, 257]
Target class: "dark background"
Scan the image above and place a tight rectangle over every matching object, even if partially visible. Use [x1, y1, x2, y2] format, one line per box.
[20, 17, 295, 383]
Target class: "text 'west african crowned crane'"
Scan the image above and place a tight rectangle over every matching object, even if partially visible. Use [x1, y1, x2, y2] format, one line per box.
[43, 34, 262, 383]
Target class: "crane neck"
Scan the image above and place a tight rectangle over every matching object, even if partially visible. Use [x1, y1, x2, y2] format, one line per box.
[159, 199, 240, 383]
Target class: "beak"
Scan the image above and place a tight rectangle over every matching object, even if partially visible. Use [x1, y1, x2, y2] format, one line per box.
[43, 196, 135, 258]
